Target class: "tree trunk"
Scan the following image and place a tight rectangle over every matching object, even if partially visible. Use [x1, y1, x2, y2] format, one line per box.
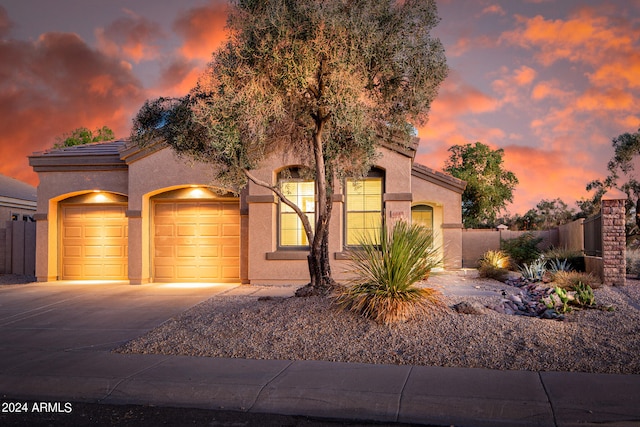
[296, 193, 336, 297]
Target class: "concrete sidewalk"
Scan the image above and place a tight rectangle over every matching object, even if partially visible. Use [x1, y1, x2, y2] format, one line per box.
[0, 281, 639, 426]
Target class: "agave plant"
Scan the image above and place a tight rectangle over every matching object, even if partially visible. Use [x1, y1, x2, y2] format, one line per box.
[519, 258, 547, 281]
[335, 220, 444, 324]
[547, 258, 572, 275]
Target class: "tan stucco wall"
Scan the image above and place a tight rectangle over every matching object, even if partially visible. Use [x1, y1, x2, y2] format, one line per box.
[126, 147, 238, 284]
[245, 146, 415, 285]
[410, 173, 463, 269]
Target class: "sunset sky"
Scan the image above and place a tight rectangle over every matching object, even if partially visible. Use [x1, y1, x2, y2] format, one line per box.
[1, 0, 639, 214]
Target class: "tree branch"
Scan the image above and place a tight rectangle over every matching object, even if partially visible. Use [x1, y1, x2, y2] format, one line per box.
[244, 169, 315, 245]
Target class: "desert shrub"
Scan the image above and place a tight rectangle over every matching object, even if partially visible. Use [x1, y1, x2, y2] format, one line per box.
[547, 258, 572, 275]
[552, 270, 601, 289]
[519, 258, 547, 282]
[544, 247, 585, 272]
[478, 250, 511, 281]
[335, 221, 445, 324]
[501, 232, 543, 266]
[626, 249, 640, 277]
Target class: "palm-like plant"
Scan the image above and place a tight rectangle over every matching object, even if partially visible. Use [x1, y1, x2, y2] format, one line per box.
[335, 220, 444, 324]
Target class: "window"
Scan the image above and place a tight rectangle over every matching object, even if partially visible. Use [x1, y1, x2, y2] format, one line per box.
[411, 205, 434, 231]
[279, 171, 315, 247]
[345, 170, 383, 246]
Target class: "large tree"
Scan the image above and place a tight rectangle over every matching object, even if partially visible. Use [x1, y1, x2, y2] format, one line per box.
[131, 0, 448, 294]
[443, 142, 518, 228]
[582, 126, 640, 241]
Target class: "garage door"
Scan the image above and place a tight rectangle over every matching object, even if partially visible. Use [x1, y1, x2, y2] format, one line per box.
[153, 200, 240, 282]
[60, 204, 128, 280]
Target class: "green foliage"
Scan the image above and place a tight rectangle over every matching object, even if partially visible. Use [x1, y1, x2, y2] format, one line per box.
[581, 126, 640, 240]
[572, 282, 595, 307]
[501, 232, 542, 266]
[626, 249, 640, 277]
[335, 221, 444, 324]
[478, 250, 511, 281]
[54, 126, 115, 148]
[130, 0, 448, 290]
[443, 142, 518, 228]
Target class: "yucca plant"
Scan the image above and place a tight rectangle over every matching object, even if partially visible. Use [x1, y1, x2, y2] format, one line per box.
[335, 220, 444, 324]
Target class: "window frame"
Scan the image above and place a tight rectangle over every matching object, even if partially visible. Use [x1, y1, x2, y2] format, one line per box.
[277, 168, 315, 249]
[343, 168, 385, 248]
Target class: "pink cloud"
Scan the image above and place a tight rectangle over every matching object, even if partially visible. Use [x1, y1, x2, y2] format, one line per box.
[96, 9, 165, 62]
[173, 1, 229, 61]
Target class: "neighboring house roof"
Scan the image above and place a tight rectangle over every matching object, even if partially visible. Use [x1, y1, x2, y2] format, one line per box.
[0, 173, 37, 202]
[412, 163, 467, 194]
[29, 140, 127, 172]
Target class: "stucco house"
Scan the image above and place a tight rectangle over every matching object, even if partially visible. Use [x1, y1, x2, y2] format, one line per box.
[0, 173, 37, 224]
[0, 174, 37, 274]
[28, 139, 465, 285]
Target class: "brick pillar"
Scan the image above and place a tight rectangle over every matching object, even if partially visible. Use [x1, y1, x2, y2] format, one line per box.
[601, 189, 627, 286]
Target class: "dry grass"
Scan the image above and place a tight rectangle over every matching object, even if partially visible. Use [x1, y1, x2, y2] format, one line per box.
[552, 270, 601, 289]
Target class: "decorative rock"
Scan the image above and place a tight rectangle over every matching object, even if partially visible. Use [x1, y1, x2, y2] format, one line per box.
[453, 301, 487, 315]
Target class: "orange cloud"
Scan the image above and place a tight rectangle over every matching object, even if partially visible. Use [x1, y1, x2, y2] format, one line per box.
[501, 145, 599, 213]
[155, 58, 204, 97]
[0, 31, 145, 185]
[481, 5, 506, 16]
[173, 1, 229, 61]
[96, 9, 165, 62]
[531, 79, 573, 101]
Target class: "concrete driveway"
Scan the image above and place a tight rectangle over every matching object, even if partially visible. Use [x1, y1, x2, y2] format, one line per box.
[0, 281, 238, 357]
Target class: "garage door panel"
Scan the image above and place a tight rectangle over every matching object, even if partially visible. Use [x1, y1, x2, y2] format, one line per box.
[154, 245, 174, 258]
[177, 224, 197, 236]
[176, 245, 198, 258]
[155, 224, 174, 237]
[199, 224, 220, 236]
[60, 204, 128, 280]
[222, 224, 240, 236]
[153, 200, 239, 282]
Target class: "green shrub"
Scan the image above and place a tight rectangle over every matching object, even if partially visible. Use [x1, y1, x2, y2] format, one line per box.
[335, 221, 444, 324]
[626, 249, 640, 277]
[501, 232, 543, 266]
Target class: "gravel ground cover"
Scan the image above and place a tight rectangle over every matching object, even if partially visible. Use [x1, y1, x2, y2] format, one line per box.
[117, 274, 640, 374]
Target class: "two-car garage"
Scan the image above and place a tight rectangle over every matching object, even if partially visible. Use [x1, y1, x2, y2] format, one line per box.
[58, 189, 240, 283]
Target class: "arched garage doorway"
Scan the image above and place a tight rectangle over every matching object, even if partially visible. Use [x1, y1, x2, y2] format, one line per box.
[151, 187, 240, 282]
[58, 192, 128, 280]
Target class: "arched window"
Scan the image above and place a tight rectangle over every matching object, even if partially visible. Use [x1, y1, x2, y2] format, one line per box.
[278, 168, 315, 248]
[411, 204, 434, 230]
[345, 168, 384, 246]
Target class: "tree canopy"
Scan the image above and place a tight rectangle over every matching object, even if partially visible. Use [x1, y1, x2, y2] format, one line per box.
[131, 0, 448, 292]
[54, 126, 115, 148]
[582, 126, 640, 241]
[443, 142, 518, 228]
